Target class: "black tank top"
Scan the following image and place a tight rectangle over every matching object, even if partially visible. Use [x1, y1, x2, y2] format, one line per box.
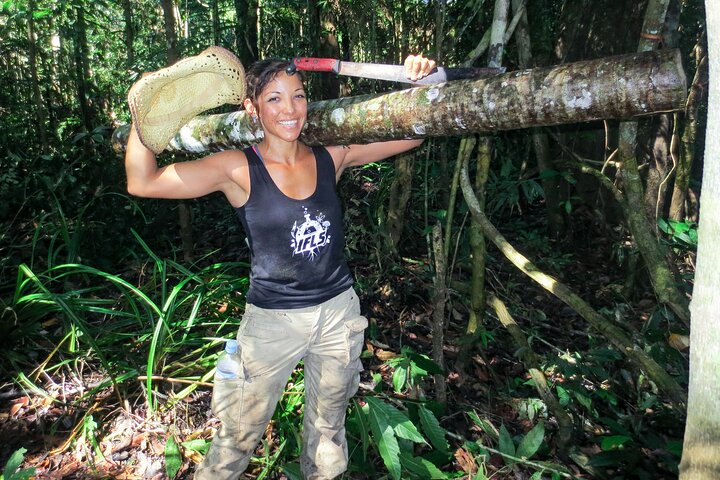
[235, 146, 353, 309]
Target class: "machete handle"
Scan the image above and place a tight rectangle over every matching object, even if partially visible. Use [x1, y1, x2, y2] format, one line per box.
[293, 57, 340, 73]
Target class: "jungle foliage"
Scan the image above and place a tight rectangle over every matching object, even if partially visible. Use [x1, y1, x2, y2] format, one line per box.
[0, 0, 708, 478]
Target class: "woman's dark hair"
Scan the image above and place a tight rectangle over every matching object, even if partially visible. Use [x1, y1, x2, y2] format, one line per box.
[246, 59, 302, 102]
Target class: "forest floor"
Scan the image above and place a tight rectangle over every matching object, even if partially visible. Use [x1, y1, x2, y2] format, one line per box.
[0, 206, 688, 479]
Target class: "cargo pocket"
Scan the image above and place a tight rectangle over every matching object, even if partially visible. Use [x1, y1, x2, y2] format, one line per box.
[343, 316, 368, 367]
[211, 378, 245, 433]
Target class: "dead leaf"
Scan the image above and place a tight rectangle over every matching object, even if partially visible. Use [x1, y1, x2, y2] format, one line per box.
[668, 333, 690, 351]
[10, 396, 30, 416]
[454, 447, 477, 475]
[375, 349, 400, 361]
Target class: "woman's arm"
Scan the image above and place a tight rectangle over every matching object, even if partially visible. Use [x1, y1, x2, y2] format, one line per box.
[326, 54, 434, 174]
[124, 126, 249, 204]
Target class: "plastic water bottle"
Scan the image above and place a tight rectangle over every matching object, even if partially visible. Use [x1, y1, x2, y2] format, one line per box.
[215, 339, 241, 380]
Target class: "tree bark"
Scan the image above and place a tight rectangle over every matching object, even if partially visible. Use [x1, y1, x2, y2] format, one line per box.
[72, 1, 94, 132]
[671, 41, 707, 220]
[27, 0, 48, 151]
[431, 222, 448, 405]
[122, 0, 135, 71]
[114, 50, 687, 157]
[617, 0, 691, 326]
[680, 3, 720, 476]
[160, 0, 179, 65]
[386, 153, 414, 252]
[233, 0, 258, 67]
[159, 0, 194, 263]
[513, 0, 564, 239]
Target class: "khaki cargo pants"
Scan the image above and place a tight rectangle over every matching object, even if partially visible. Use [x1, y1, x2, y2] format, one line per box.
[194, 287, 367, 480]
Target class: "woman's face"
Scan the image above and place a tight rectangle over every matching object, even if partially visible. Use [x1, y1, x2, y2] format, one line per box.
[254, 71, 307, 143]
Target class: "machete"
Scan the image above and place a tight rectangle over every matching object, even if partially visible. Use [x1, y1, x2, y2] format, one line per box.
[291, 57, 504, 85]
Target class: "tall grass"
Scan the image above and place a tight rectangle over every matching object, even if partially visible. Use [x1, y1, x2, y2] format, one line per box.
[2, 229, 250, 414]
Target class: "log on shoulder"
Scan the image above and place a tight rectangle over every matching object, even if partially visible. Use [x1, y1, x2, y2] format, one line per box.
[112, 49, 686, 154]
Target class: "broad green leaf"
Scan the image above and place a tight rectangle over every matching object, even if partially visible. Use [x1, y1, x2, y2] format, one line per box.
[365, 400, 402, 480]
[8, 470, 35, 480]
[601, 435, 632, 451]
[366, 397, 426, 444]
[164, 435, 182, 479]
[281, 462, 303, 480]
[351, 399, 370, 461]
[498, 425, 516, 461]
[3, 448, 27, 479]
[666, 439, 683, 457]
[516, 421, 545, 459]
[181, 439, 210, 455]
[418, 404, 450, 453]
[556, 385, 570, 407]
[393, 367, 407, 393]
[407, 352, 444, 375]
[398, 452, 447, 479]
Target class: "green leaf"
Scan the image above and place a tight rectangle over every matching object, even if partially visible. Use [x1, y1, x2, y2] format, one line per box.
[365, 400, 402, 480]
[399, 452, 448, 479]
[466, 410, 498, 441]
[516, 421, 545, 459]
[164, 435, 182, 479]
[393, 367, 408, 393]
[407, 352, 444, 375]
[556, 385, 570, 406]
[8, 470, 35, 480]
[180, 439, 210, 455]
[366, 397, 426, 444]
[600, 435, 632, 450]
[418, 404, 450, 453]
[498, 425, 516, 461]
[3, 448, 27, 479]
[473, 464, 489, 480]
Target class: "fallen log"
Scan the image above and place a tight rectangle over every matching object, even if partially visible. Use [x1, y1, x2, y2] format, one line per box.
[112, 49, 686, 153]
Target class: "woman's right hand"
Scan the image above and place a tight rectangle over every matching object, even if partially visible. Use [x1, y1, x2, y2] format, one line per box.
[403, 54, 437, 82]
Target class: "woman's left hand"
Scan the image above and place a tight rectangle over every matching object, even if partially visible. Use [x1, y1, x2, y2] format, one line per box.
[404, 54, 437, 82]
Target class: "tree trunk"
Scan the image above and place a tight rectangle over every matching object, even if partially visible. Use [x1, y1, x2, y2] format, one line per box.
[671, 41, 707, 220]
[122, 0, 135, 71]
[72, 1, 94, 132]
[233, 0, 258, 67]
[27, 0, 48, 151]
[112, 50, 687, 153]
[212, 0, 220, 46]
[679, 2, 720, 476]
[467, 138, 490, 335]
[159, 0, 194, 263]
[431, 222, 448, 405]
[307, 0, 340, 100]
[465, 0, 509, 338]
[617, 0, 691, 326]
[160, 0, 179, 65]
[513, 0, 564, 239]
[386, 153, 415, 252]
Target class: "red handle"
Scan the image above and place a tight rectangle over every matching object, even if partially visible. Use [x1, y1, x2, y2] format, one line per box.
[293, 57, 340, 73]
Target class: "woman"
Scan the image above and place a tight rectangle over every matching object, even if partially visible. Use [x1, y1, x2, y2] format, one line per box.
[125, 53, 436, 479]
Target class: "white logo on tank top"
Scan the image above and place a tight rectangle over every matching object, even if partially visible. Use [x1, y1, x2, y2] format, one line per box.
[290, 207, 331, 259]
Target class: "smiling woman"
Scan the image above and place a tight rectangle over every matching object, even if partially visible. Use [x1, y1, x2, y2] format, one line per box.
[123, 46, 435, 480]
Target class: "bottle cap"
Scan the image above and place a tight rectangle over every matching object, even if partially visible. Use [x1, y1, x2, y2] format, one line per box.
[225, 339, 238, 354]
